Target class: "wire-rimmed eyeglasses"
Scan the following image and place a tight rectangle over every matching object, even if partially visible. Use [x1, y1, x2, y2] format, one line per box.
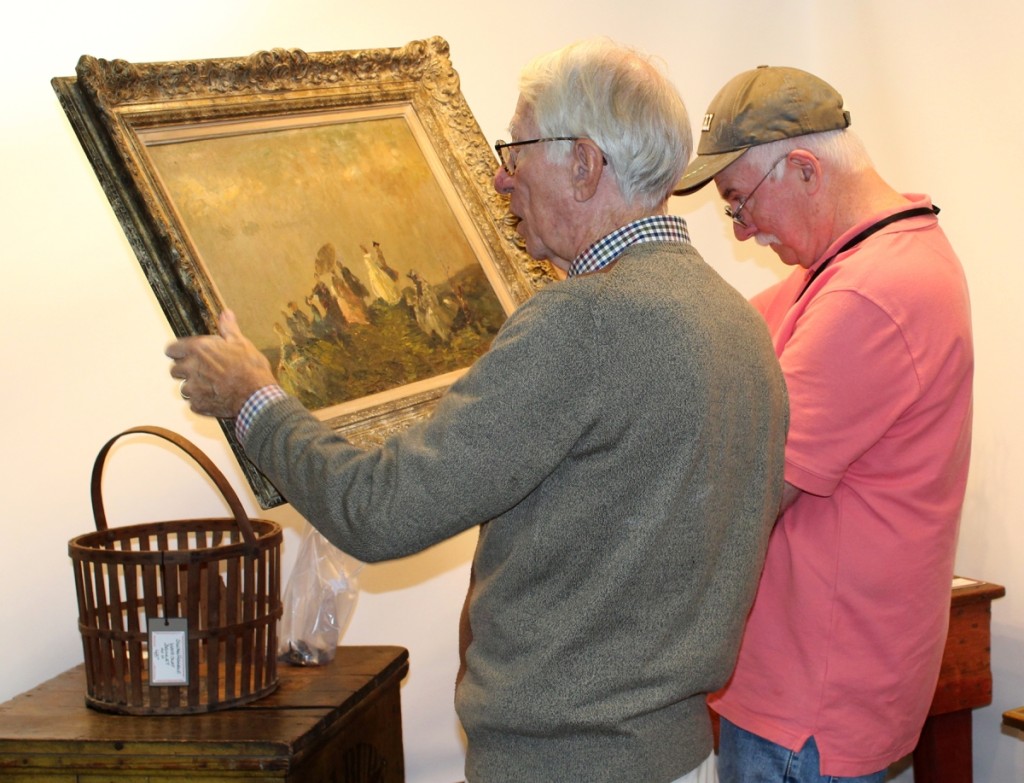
[724, 155, 788, 228]
[494, 137, 579, 175]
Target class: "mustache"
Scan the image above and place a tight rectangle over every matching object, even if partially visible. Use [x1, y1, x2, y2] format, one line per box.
[755, 233, 780, 247]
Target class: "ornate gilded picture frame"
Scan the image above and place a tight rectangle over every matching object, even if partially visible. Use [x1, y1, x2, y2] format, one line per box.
[53, 37, 551, 508]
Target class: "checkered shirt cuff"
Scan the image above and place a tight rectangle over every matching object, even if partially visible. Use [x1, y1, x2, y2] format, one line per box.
[235, 385, 288, 444]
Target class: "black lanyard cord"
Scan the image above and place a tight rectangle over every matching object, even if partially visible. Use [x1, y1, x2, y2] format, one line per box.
[795, 205, 939, 302]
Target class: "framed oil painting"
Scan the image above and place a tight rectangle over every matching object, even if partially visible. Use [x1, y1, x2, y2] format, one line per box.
[53, 38, 552, 508]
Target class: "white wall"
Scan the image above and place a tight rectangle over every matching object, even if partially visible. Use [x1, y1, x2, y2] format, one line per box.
[2, 2, 1021, 781]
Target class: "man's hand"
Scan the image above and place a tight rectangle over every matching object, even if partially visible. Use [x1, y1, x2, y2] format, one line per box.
[166, 309, 277, 418]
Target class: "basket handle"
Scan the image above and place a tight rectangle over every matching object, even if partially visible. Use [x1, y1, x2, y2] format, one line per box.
[90, 425, 258, 549]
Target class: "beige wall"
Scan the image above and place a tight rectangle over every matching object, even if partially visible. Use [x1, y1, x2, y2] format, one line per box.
[3, 1, 1021, 780]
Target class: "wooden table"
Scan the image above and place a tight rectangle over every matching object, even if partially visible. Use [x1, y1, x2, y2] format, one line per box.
[1003, 706, 1024, 732]
[912, 578, 1004, 783]
[0, 645, 408, 782]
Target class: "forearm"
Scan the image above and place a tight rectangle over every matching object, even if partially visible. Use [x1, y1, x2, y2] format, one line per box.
[243, 397, 447, 561]
[243, 393, 535, 562]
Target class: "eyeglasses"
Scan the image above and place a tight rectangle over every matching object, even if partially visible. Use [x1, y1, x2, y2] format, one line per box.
[494, 137, 579, 175]
[724, 155, 788, 228]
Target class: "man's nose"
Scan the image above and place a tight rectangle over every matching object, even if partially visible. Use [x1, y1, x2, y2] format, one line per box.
[494, 165, 513, 195]
[733, 221, 757, 242]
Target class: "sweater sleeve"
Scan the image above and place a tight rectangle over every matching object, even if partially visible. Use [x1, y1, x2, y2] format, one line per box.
[244, 285, 598, 561]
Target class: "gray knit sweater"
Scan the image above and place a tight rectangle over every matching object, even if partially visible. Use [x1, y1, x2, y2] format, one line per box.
[245, 241, 788, 782]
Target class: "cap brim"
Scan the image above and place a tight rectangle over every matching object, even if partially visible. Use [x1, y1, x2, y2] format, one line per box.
[673, 148, 749, 196]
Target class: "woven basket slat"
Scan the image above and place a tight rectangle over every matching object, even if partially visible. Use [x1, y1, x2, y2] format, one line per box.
[122, 561, 145, 705]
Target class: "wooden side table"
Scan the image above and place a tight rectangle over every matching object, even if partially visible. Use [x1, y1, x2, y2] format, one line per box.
[0, 645, 408, 782]
[912, 578, 1005, 783]
[1003, 706, 1024, 732]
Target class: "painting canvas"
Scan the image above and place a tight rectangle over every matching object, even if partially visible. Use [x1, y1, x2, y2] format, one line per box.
[53, 38, 552, 507]
[143, 109, 510, 414]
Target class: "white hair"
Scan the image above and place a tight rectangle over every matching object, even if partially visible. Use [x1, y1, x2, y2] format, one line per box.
[740, 128, 874, 182]
[518, 38, 692, 209]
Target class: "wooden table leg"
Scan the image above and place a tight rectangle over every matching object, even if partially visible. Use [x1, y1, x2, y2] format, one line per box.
[912, 709, 973, 783]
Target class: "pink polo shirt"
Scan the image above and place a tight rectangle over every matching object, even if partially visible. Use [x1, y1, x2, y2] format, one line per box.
[709, 195, 973, 776]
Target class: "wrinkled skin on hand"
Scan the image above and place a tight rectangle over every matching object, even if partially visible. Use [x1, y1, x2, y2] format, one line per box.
[166, 309, 277, 419]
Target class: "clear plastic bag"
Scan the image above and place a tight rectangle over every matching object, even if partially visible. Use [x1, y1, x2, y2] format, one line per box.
[279, 524, 362, 666]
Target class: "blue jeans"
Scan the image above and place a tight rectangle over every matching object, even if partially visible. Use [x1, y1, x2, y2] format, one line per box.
[718, 717, 888, 783]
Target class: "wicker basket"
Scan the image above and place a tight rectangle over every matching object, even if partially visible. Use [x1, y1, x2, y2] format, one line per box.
[69, 426, 283, 715]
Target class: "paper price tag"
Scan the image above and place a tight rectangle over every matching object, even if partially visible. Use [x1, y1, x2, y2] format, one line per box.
[147, 616, 189, 685]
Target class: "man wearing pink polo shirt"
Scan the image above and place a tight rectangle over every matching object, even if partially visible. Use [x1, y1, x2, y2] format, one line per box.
[675, 66, 973, 782]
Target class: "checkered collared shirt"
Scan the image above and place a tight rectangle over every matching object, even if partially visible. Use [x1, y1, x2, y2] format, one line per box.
[568, 214, 691, 277]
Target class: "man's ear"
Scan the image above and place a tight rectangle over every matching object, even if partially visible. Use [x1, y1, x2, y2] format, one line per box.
[571, 139, 606, 202]
[788, 150, 822, 193]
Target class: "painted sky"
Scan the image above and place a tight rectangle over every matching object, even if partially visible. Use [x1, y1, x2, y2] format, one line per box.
[144, 112, 486, 350]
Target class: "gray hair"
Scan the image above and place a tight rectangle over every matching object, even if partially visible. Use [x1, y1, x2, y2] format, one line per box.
[518, 38, 692, 209]
[740, 127, 873, 182]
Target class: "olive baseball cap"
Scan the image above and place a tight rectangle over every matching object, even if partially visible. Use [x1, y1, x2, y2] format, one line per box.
[674, 65, 851, 195]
